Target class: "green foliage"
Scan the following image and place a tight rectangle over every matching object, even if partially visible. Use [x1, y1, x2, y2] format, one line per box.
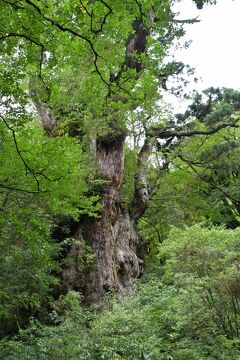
[0, 0, 189, 134]
[193, 0, 217, 10]
[159, 224, 240, 357]
[175, 121, 240, 228]
[140, 88, 240, 260]
[0, 281, 173, 360]
[0, 0, 192, 340]
[3, 223, 240, 359]
[0, 120, 99, 216]
[1, 0, 239, 357]
[0, 119, 100, 336]
[138, 164, 211, 267]
[205, 103, 233, 126]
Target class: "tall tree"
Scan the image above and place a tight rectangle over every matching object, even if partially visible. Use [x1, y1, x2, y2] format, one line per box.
[0, 0, 234, 304]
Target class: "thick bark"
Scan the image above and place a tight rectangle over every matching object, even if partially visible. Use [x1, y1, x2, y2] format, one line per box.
[62, 134, 144, 304]
[29, 75, 146, 305]
[61, 17, 153, 303]
[25, 1, 232, 306]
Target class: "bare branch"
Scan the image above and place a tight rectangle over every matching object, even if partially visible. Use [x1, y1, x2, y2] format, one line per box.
[130, 132, 156, 220]
[173, 17, 200, 24]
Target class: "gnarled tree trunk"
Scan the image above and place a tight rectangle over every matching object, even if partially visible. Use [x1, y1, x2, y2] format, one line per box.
[62, 134, 145, 304]
[30, 16, 154, 305]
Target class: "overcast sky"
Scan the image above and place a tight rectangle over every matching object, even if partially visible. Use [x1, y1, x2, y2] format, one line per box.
[173, 0, 240, 91]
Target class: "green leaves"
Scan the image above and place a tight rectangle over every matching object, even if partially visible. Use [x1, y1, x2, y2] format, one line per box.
[0, 0, 186, 128]
[205, 103, 234, 126]
[158, 225, 240, 354]
[0, 116, 101, 335]
[2, 224, 240, 358]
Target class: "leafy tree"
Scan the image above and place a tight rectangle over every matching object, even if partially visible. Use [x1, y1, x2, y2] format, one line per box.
[173, 88, 240, 228]
[0, 116, 100, 335]
[0, 0, 238, 313]
[138, 87, 240, 265]
[193, 0, 217, 9]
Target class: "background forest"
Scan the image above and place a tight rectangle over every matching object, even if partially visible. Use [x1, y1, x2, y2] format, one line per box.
[1, 0, 240, 359]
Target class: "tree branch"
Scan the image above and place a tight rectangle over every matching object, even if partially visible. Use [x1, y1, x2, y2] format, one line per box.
[0, 32, 44, 48]
[130, 128, 157, 220]
[178, 153, 240, 207]
[24, 0, 109, 86]
[1, 115, 62, 191]
[95, 0, 112, 34]
[79, 0, 112, 35]
[130, 119, 240, 221]
[1, 115, 41, 191]
[29, 75, 58, 136]
[0, 182, 46, 194]
[173, 17, 200, 24]
[1, 0, 25, 10]
[151, 122, 240, 140]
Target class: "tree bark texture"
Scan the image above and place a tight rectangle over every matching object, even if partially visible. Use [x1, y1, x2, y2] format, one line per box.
[62, 134, 144, 304]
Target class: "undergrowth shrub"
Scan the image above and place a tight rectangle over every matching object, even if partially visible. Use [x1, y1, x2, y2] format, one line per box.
[1, 225, 240, 359]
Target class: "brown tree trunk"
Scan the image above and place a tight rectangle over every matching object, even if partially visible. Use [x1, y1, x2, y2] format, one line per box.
[62, 134, 144, 304]
[30, 18, 153, 305]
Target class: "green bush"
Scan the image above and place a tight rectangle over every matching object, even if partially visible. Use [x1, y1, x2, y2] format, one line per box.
[159, 224, 240, 358]
[2, 225, 240, 359]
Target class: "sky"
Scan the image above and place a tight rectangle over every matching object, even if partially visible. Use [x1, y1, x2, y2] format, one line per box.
[165, 0, 240, 109]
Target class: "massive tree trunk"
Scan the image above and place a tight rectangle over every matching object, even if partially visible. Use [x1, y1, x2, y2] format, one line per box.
[31, 77, 238, 306]
[29, 77, 155, 304]
[30, 17, 154, 305]
[62, 134, 145, 304]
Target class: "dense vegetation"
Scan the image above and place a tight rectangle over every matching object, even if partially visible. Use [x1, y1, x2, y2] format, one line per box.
[2, 225, 240, 359]
[1, 0, 240, 358]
